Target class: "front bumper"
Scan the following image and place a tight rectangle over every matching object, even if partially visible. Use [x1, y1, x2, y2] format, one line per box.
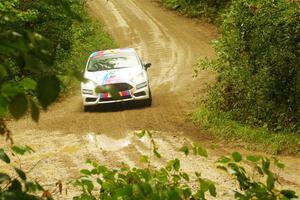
[81, 83, 150, 106]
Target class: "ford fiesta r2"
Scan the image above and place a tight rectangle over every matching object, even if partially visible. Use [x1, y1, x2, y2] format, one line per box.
[81, 48, 152, 111]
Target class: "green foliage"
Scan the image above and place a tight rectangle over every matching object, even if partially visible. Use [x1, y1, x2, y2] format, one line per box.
[198, 178, 216, 199]
[56, 7, 117, 91]
[73, 132, 215, 200]
[74, 159, 199, 200]
[161, 0, 231, 23]
[0, 0, 115, 136]
[73, 159, 214, 200]
[232, 152, 242, 162]
[217, 153, 298, 200]
[192, 106, 300, 154]
[199, 0, 300, 132]
[0, 149, 10, 163]
[0, 0, 116, 196]
[192, 143, 208, 157]
[73, 132, 298, 200]
[179, 146, 189, 156]
[36, 76, 61, 110]
[1, 132, 298, 199]
[8, 93, 28, 120]
[11, 145, 34, 155]
[0, 147, 47, 200]
[136, 130, 162, 159]
[0, 0, 81, 125]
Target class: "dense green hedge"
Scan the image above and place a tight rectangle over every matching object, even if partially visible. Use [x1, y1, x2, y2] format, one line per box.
[199, 0, 300, 132]
[161, 0, 231, 23]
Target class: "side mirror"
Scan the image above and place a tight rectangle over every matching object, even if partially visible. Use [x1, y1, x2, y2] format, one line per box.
[144, 62, 151, 70]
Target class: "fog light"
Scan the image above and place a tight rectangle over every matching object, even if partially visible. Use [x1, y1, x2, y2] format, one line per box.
[86, 97, 97, 102]
[134, 91, 146, 97]
[136, 82, 147, 89]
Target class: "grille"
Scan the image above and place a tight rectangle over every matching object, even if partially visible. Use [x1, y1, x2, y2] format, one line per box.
[100, 95, 132, 101]
[96, 83, 133, 93]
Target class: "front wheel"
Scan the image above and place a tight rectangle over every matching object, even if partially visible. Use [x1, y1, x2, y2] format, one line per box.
[84, 106, 93, 112]
[144, 89, 152, 107]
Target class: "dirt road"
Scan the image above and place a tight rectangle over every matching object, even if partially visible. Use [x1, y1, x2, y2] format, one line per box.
[3, 0, 299, 198]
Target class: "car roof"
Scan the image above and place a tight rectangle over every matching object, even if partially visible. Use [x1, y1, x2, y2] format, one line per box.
[89, 48, 136, 59]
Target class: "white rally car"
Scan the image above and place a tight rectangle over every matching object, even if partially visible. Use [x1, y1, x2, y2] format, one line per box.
[81, 48, 152, 111]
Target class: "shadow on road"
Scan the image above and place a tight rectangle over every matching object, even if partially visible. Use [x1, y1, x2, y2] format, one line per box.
[84, 101, 150, 113]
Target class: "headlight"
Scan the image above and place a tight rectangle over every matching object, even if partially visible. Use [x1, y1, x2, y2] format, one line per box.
[82, 89, 93, 95]
[82, 78, 96, 87]
[130, 72, 144, 84]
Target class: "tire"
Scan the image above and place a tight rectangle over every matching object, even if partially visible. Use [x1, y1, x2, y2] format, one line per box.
[144, 89, 152, 107]
[84, 106, 92, 112]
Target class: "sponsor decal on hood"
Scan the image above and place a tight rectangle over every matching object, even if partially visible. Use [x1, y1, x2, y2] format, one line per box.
[85, 67, 142, 85]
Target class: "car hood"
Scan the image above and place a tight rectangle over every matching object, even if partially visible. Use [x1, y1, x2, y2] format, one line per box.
[84, 67, 143, 85]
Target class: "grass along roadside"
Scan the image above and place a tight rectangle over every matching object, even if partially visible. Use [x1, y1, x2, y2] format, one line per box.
[192, 106, 300, 155]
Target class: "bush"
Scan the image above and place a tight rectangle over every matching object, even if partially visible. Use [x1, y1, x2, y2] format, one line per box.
[192, 106, 300, 154]
[0, 0, 116, 131]
[0, 0, 81, 138]
[161, 0, 231, 23]
[199, 0, 300, 132]
[56, 3, 117, 91]
[72, 131, 299, 200]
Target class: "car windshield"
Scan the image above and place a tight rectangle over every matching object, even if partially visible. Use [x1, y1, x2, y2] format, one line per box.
[87, 53, 140, 71]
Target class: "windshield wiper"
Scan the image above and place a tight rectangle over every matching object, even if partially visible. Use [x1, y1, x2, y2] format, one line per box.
[88, 67, 130, 72]
[87, 69, 100, 72]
